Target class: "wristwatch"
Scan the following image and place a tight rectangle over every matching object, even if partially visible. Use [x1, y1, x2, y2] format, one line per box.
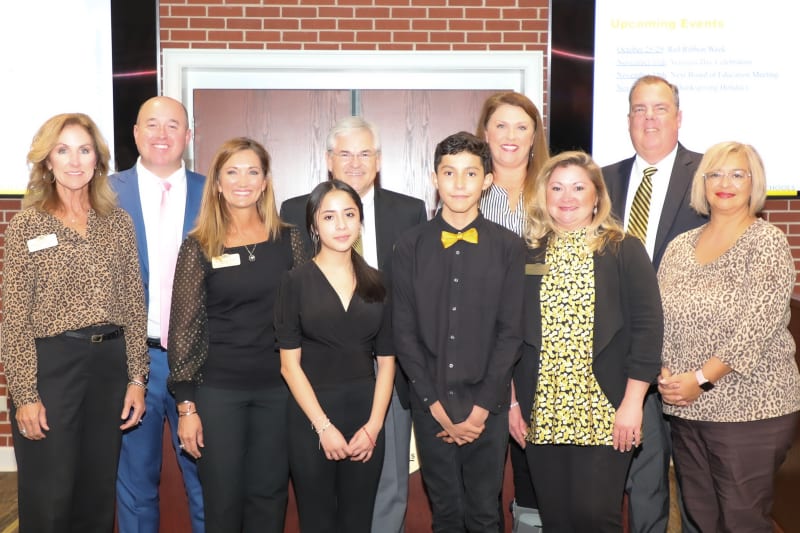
[695, 369, 715, 392]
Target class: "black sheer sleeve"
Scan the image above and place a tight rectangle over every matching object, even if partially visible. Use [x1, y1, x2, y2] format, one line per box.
[167, 237, 210, 402]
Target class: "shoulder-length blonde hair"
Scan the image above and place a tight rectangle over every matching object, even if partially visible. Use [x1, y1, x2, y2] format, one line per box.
[190, 137, 286, 259]
[475, 91, 550, 214]
[525, 150, 625, 254]
[690, 141, 767, 217]
[23, 113, 115, 216]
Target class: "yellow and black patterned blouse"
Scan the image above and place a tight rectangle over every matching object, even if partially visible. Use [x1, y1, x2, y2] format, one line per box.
[526, 229, 615, 446]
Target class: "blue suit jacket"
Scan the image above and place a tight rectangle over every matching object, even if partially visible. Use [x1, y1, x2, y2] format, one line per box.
[110, 166, 206, 308]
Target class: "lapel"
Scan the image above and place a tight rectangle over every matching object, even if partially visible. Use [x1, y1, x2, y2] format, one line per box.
[183, 171, 204, 237]
[653, 144, 694, 262]
[114, 168, 150, 284]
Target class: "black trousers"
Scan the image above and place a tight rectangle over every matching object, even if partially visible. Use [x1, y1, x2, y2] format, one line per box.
[288, 379, 384, 533]
[196, 384, 290, 533]
[413, 407, 508, 533]
[670, 412, 799, 533]
[527, 443, 632, 533]
[11, 327, 127, 533]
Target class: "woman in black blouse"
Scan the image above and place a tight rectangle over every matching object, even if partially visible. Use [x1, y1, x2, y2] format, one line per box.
[167, 137, 306, 533]
[275, 179, 395, 532]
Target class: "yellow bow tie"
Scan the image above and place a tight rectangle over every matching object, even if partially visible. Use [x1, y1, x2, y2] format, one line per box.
[441, 227, 479, 248]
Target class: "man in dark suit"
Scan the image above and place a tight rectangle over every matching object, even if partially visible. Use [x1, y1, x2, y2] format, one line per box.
[111, 96, 206, 533]
[603, 75, 706, 533]
[280, 116, 427, 533]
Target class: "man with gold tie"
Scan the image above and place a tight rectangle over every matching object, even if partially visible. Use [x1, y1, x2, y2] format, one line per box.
[603, 75, 707, 533]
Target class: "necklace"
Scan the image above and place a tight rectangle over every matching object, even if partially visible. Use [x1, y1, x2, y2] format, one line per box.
[244, 243, 257, 262]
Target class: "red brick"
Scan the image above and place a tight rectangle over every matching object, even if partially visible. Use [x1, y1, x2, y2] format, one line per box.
[319, 31, 356, 43]
[765, 211, 800, 223]
[209, 6, 243, 17]
[343, 43, 379, 51]
[193, 42, 225, 49]
[170, 30, 208, 41]
[415, 0, 447, 5]
[244, 6, 281, 18]
[282, 7, 317, 18]
[376, 19, 410, 31]
[431, 31, 464, 43]
[230, 42, 267, 50]
[416, 43, 449, 51]
[486, 0, 517, 5]
[282, 31, 321, 42]
[449, 0, 483, 5]
[449, 19, 483, 31]
[171, 5, 207, 17]
[378, 43, 415, 51]
[393, 31, 424, 43]
[338, 19, 373, 31]
[245, 31, 282, 42]
[503, 31, 541, 44]
[186, 0, 224, 4]
[429, 7, 464, 18]
[0, 200, 23, 210]
[208, 30, 244, 42]
[412, 19, 446, 31]
[453, 44, 489, 51]
[336, 0, 373, 5]
[319, 7, 354, 17]
[467, 32, 502, 44]
[392, 7, 427, 18]
[264, 18, 300, 30]
[376, 0, 409, 5]
[161, 17, 189, 29]
[305, 43, 341, 50]
[303, 18, 338, 30]
[356, 31, 392, 42]
[355, 7, 391, 18]
[487, 20, 520, 31]
[227, 18, 262, 30]
[221, 0, 262, 4]
[266, 43, 303, 50]
[191, 17, 225, 29]
[504, 8, 544, 19]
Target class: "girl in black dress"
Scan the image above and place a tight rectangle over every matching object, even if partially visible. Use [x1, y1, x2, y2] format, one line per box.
[275, 179, 395, 532]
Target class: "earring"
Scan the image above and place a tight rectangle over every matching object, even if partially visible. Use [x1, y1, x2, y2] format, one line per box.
[44, 170, 55, 183]
[310, 230, 320, 250]
[593, 205, 598, 216]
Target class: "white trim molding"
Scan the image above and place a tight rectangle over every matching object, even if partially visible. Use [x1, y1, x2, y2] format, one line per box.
[162, 49, 544, 161]
[0, 447, 17, 471]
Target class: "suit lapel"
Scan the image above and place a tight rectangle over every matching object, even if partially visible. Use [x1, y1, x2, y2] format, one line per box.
[653, 145, 694, 262]
[115, 169, 150, 284]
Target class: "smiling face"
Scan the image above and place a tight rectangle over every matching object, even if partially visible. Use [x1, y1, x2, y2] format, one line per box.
[545, 164, 598, 232]
[433, 151, 493, 228]
[627, 81, 682, 164]
[314, 189, 362, 254]
[133, 96, 191, 178]
[483, 103, 535, 172]
[47, 124, 97, 197]
[704, 152, 753, 218]
[216, 149, 267, 212]
[326, 128, 381, 197]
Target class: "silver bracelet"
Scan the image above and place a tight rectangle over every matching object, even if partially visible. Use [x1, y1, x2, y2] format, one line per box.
[127, 379, 147, 390]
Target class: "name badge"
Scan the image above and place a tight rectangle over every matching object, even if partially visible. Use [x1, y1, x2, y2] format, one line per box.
[27, 233, 58, 253]
[525, 263, 549, 276]
[211, 253, 241, 269]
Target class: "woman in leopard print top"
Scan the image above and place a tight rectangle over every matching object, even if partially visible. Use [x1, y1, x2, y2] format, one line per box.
[2, 113, 148, 532]
[658, 141, 800, 532]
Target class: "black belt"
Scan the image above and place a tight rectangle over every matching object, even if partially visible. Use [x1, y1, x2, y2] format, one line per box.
[63, 326, 122, 343]
[147, 337, 166, 351]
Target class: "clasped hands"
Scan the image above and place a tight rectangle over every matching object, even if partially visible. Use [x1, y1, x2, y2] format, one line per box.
[658, 367, 701, 407]
[430, 402, 488, 446]
[319, 422, 381, 463]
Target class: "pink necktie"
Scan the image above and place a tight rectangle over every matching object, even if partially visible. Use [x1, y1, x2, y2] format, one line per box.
[159, 181, 178, 348]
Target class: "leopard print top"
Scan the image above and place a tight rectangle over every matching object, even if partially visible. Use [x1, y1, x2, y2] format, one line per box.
[658, 218, 800, 422]
[1, 207, 148, 407]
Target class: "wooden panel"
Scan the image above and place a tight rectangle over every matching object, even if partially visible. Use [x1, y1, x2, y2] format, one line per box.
[361, 89, 501, 214]
[192, 89, 351, 205]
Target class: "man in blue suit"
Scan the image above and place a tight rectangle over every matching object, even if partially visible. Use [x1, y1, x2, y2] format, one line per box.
[603, 75, 706, 533]
[111, 96, 206, 533]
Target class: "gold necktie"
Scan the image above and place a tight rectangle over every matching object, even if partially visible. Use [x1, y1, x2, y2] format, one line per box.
[441, 227, 479, 248]
[627, 167, 657, 243]
[352, 232, 363, 255]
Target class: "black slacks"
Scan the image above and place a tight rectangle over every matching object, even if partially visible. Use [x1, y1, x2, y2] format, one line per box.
[11, 327, 127, 533]
[288, 379, 384, 533]
[670, 412, 799, 533]
[413, 407, 508, 533]
[527, 443, 632, 533]
[196, 384, 290, 533]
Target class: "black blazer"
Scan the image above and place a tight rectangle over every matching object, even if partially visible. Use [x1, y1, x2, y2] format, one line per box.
[514, 236, 663, 421]
[279, 186, 428, 407]
[603, 143, 707, 270]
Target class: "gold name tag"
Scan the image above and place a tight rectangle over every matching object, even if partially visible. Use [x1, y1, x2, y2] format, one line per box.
[211, 253, 241, 269]
[525, 263, 549, 275]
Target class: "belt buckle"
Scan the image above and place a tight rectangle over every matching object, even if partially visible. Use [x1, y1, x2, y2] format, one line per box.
[90, 334, 104, 343]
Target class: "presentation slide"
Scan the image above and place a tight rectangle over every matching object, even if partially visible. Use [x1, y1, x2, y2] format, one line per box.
[0, 0, 115, 195]
[592, 1, 796, 195]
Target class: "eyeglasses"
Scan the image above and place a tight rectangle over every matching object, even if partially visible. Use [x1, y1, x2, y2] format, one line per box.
[332, 150, 377, 162]
[702, 169, 751, 183]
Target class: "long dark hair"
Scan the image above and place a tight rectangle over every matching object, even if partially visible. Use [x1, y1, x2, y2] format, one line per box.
[306, 180, 386, 303]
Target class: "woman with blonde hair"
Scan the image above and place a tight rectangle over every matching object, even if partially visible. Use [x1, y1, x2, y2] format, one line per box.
[168, 137, 306, 532]
[3, 113, 147, 532]
[658, 141, 800, 532]
[516, 151, 662, 531]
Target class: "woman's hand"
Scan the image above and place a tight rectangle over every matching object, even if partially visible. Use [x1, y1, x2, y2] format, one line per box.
[177, 412, 204, 459]
[658, 367, 702, 407]
[119, 382, 146, 430]
[612, 399, 643, 452]
[319, 425, 351, 461]
[348, 422, 380, 463]
[16, 401, 49, 440]
[509, 402, 529, 448]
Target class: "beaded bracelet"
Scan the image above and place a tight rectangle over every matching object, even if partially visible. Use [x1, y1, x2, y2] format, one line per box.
[127, 379, 147, 390]
[315, 419, 332, 434]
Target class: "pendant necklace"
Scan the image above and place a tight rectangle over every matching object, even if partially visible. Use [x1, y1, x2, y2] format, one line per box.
[244, 243, 257, 262]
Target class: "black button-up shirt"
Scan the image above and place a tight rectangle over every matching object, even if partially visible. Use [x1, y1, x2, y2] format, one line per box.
[392, 212, 525, 423]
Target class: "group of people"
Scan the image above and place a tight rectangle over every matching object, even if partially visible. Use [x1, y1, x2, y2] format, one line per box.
[2, 74, 798, 533]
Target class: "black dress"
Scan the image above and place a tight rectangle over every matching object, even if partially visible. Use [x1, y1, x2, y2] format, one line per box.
[275, 260, 392, 533]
